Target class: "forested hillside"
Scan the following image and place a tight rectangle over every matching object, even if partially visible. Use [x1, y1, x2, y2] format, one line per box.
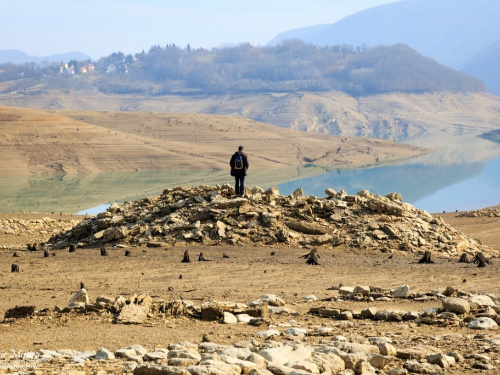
[0, 41, 485, 96]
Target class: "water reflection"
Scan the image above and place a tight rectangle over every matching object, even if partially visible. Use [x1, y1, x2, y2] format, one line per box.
[0, 165, 329, 214]
[277, 133, 500, 212]
[1, 132, 499, 214]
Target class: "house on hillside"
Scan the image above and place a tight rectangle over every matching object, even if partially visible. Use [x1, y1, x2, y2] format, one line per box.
[79, 63, 95, 74]
[59, 62, 69, 74]
[106, 63, 128, 74]
[106, 64, 116, 73]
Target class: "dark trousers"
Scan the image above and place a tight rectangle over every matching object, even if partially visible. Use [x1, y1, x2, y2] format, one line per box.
[235, 175, 245, 196]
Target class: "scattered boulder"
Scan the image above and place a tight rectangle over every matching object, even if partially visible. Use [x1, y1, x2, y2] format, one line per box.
[442, 297, 470, 314]
[467, 317, 498, 330]
[468, 295, 496, 308]
[117, 304, 150, 324]
[223, 312, 238, 324]
[394, 285, 411, 298]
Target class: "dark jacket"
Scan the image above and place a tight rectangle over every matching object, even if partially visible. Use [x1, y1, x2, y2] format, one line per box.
[230, 151, 249, 176]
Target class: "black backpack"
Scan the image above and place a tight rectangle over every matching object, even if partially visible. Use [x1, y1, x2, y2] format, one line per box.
[234, 154, 244, 169]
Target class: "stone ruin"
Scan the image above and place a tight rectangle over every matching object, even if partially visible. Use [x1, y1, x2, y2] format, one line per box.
[48, 185, 497, 258]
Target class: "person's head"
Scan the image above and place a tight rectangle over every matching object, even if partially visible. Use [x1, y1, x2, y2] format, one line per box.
[238, 146, 244, 151]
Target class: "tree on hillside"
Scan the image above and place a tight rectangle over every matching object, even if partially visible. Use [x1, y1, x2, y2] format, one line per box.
[125, 54, 135, 64]
[68, 59, 79, 74]
[0, 41, 486, 96]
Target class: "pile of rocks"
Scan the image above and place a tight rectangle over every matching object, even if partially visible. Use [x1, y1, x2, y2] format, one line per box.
[7, 285, 500, 332]
[311, 285, 500, 331]
[1, 335, 498, 374]
[456, 208, 500, 218]
[4, 289, 284, 326]
[5, 286, 500, 373]
[0, 217, 80, 248]
[49, 185, 496, 258]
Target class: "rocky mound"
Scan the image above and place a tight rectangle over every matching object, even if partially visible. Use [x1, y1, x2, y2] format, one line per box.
[0, 216, 80, 249]
[48, 185, 497, 258]
[456, 208, 500, 218]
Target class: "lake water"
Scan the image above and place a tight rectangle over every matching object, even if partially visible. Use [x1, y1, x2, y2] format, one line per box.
[278, 131, 500, 212]
[1, 132, 500, 215]
[277, 152, 500, 213]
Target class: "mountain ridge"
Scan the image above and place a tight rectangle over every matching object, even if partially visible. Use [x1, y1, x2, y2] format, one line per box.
[269, 0, 500, 69]
[0, 49, 91, 64]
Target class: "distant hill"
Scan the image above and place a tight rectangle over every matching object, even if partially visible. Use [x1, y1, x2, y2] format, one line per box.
[460, 41, 500, 96]
[2, 88, 500, 144]
[269, 0, 500, 70]
[0, 106, 425, 178]
[0, 49, 90, 64]
[0, 43, 485, 96]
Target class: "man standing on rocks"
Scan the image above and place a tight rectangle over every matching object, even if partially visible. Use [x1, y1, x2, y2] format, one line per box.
[230, 146, 249, 197]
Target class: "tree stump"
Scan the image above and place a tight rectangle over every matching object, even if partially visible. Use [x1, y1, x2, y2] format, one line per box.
[68, 244, 76, 253]
[28, 243, 38, 251]
[125, 250, 131, 257]
[418, 251, 434, 264]
[181, 250, 191, 263]
[11, 264, 19, 272]
[198, 252, 210, 261]
[100, 246, 108, 256]
[471, 252, 492, 268]
[43, 250, 49, 258]
[458, 253, 468, 263]
[301, 248, 320, 265]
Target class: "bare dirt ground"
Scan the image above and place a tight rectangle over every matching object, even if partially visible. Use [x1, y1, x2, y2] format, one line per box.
[0, 208, 499, 356]
[2, 89, 500, 139]
[0, 106, 426, 177]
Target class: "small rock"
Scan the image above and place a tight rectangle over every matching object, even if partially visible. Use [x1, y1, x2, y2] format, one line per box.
[442, 297, 470, 314]
[354, 286, 370, 296]
[117, 304, 149, 324]
[302, 294, 318, 301]
[360, 307, 377, 319]
[223, 312, 238, 324]
[369, 354, 393, 369]
[394, 285, 411, 298]
[255, 329, 280, 339]
[96, 348, 115, 360]
[378, 343, 397, 356]
[426, 353, 455, 369]
[469, 295, 496, 308]
[69, 289, 89, 305]
[467, 317, 498, 330]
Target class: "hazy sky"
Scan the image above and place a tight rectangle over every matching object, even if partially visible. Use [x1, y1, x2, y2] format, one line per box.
[2, 0, 401, 60]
